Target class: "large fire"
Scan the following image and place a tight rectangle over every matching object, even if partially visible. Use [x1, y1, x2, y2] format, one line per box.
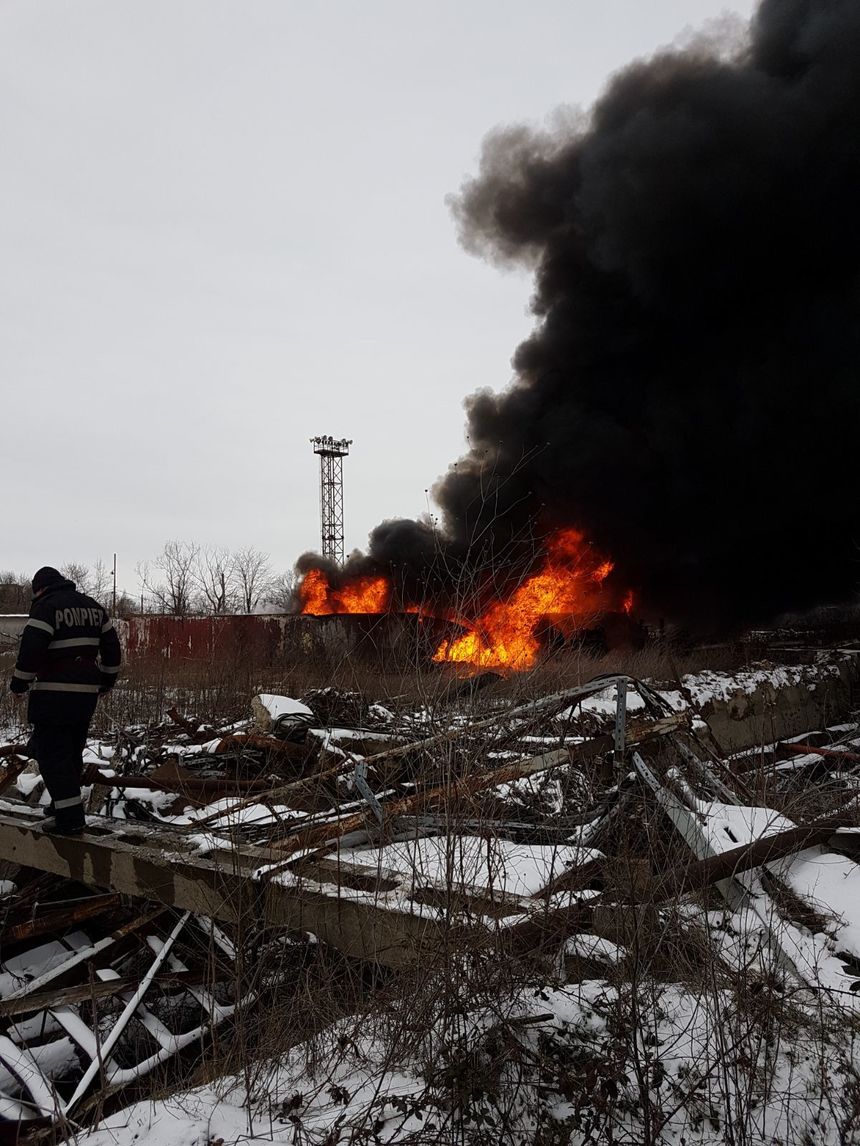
[299, 567, 391, 615]
[298, 528, 632, 671]
[434, 528, 630, 671]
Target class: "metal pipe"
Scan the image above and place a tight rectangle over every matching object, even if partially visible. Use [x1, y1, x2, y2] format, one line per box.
[63, 910, 191, 1115]
[780, 742, 860, 764]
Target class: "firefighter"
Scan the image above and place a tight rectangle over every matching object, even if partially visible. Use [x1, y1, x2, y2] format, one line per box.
[8, 566, 122, 835]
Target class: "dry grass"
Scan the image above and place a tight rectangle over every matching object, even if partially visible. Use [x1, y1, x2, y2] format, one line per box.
[0, 634, 755, 742]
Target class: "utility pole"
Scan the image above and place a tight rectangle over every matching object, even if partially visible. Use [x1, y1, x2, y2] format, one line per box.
[310, 436, 352, 566]
[112, 553, 117, 613]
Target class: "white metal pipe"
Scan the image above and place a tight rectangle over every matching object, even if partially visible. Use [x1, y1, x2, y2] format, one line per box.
[63, 910, 190, 1115]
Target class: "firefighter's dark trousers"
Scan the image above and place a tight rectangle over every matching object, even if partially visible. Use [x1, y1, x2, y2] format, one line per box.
[29, 723, 89, 831]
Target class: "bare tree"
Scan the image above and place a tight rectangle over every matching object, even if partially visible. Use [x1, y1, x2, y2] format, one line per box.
[193, 547, 236, 615]
[89, 558, 111, 602]
[137, 541, 200, 616]
[0, 571, 30, 614]
[232, 546, 272, 613]
[62, 560, 112, 602]
[61, 562, 90, 590]
[264, 569, 299, 613]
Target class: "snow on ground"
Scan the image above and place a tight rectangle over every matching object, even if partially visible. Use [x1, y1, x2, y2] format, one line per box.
[777, 844, 860, 966]
[82, 972, 860, 1146]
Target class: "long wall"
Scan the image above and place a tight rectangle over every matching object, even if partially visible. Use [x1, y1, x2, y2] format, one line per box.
[117, 612, 454, 667]
[2, 612, 453, 667]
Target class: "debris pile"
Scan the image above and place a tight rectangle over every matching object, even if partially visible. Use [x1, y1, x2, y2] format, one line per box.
[1, 653, 860, 1137]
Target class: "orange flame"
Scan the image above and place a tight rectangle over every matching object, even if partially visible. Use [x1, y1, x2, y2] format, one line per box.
[299, 568, 391, 615]
[298, 528, 633, 671]
[433, 528, 628, 671]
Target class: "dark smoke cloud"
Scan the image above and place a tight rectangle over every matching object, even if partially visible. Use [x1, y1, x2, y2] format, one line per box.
[315, 0, 860, 628]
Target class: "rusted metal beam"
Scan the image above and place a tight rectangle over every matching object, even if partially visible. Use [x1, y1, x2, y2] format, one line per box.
[505, 901, 593, 956]
[507, 821, 853, 957]
[0, 746, 30, 797]
[272, 710, 691, 858]
[166, 706, 216, 743]
[0, 970, 206, 1019]
[214, 733, 317, 765]
[0, 893, 121, 945]
[0, 745, 28, 759]
[194, 677, 686, 830]
[779, 742, 860, 764]
[83, 765, 275, 797]
[272, 744, 578, 857]
[2, 907, 168, 1001]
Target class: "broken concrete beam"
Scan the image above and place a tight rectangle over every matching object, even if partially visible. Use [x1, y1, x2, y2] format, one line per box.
[291, 854, 530, 922]
[0, 812, 459, 968]
[695, 655, 860, 752]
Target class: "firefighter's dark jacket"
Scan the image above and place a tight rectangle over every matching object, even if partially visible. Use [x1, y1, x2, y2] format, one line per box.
[9, 579, 122, 723]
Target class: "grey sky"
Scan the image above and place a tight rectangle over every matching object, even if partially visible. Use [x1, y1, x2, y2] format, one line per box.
[1, 0, 756, 598]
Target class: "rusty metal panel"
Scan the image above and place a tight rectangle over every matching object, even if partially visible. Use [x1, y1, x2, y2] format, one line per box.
[117, 612, 462, 665]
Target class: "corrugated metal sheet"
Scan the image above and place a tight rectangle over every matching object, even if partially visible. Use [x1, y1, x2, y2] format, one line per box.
[119, 614, 285, 661]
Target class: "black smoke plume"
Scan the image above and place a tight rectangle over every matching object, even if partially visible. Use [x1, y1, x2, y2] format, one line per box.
[312, 0, 860, 628]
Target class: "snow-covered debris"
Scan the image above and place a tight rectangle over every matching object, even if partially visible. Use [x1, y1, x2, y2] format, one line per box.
[564, 933, 625, 964]
[251, 694, 315, 735]
[82, 974, 860, 1146]
[695, 800, 795, 853]
[367, 836, 595, 898]
[3, 661, 860, 1138]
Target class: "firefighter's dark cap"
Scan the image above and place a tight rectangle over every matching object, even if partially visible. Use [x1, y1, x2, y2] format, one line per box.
[32, 567, 66, 594]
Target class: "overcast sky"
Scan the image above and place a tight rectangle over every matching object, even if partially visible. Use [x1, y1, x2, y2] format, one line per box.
[1, 0, 757, 597]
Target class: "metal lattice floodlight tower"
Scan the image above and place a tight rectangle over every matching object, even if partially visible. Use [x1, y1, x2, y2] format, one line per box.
[311, 435, 353, 565]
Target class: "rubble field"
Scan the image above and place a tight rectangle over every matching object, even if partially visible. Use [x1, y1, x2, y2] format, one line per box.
[2, 651, 860, 1144]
